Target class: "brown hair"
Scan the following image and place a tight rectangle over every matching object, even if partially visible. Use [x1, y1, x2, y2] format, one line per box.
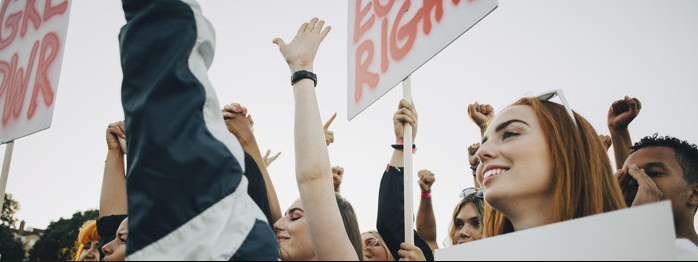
[482, 98, 627, 237]
[336, 193, 364, 261]
[449, 193, 484, 245]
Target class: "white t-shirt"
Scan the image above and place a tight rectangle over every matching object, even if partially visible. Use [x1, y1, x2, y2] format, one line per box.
[675, 238, 698, 261]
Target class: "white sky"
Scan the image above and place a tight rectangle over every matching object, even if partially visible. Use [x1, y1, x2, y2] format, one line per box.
[2, 0, 697, 244]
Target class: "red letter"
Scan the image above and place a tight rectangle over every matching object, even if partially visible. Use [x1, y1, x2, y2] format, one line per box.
[380, 18, 389, 73]
[2, 54, 17, 125]
[421, 0, 444, 35]
[355, 40, 379, 102]
[43, 0, 67, 22]
[21, 0, 41, 37]
[354, 0, 375, 43]
[28, 33, 59, 119]
[11, 41, 39, 118]
[390, 0, 421, 61]
[373, 0, 395, 17]
[0, 0, 23, 50]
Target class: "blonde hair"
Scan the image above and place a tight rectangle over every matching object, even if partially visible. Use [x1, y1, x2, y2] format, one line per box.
[73, 220, 99, 261]
[482, 98, 627, 237]
[363, 231, 395, 261]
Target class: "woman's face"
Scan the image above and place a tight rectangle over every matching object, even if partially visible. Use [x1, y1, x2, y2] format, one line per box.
[102, 218, 128, 261]
[451, 203, 481, 245]
[362, 232, 390, 261]
[273, 199, 315, 261]
[476, 105, 554, 210]
[79, 241, 100, 261]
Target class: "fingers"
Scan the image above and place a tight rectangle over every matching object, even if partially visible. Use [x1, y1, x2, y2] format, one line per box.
[627, 164, 658, 190]
[320, 26, 332, 42]
[484, 104, 494, 116]
[306, 17, 319, 33]
[248, 114, 254, 127]
[626, 96, 640, 115]
[108, 122, 126, 139]
[272, 38, 287, 49]
[314, 19, 325, 33]
[269, 152, 281, 162]
[297, 22, 309, 34]
[264, 149, 270, 159]
[324, 113, 337, 130]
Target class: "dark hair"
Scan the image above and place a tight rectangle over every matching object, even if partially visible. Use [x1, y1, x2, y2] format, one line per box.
[631, 134, 698, 184]
[449, 193, 484, 245]
[336, 193, 364, 261]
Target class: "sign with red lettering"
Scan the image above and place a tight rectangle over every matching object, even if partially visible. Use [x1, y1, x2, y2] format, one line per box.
[0, 0, 71, 143]
[348, 0, 498, 120]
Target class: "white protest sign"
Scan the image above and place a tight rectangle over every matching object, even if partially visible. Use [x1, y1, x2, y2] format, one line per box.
[0, 0, 72, 143]
[435, 201, 677, 260]
[347, 0, 498, 120]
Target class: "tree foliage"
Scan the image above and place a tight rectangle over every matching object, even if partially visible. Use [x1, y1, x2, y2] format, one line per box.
[0, 194, 24, 261]
[28, 209, 98, 261]
[1, 194, 19, 229]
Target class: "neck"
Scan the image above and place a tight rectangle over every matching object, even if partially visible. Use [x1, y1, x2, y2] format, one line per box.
[675, 212, 698, 247]
[500, 196, 555, 232]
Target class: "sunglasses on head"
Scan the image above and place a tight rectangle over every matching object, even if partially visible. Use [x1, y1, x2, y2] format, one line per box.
[536, 89, 578, 127]
[365, 237, 379, 248]
[459, 187, 484, 199]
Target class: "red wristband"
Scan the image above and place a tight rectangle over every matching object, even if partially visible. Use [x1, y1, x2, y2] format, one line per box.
[421, 192, 431, 198]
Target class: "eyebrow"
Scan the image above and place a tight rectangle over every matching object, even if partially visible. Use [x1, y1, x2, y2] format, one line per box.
[644, 162, 669, 169]
[285, 208, 304, 216]
[482, 119, 530, 143]
[118, 232, 128, 239]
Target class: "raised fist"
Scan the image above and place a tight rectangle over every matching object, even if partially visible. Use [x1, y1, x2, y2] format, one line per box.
[468, 103, 494, 131]
[418, 170, 435, 194]
[607, 96, 642, 131]
[332, 166, 344, 193]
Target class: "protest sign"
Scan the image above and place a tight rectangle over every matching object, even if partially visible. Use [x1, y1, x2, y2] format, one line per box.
[435, 201, 677, 260]
[348, 0, 498, 120]
[0, 0, 72, 144]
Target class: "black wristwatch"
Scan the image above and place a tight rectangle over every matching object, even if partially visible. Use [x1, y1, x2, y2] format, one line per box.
[291, 70, 317, 87]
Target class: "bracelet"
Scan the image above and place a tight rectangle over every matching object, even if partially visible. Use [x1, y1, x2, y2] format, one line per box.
[421, 192, 431, 198]
[392, 143, 417, 153]
[291, 70, 318, 87]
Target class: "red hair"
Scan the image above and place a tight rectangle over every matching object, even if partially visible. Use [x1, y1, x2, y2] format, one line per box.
[73, 220, 99, 261]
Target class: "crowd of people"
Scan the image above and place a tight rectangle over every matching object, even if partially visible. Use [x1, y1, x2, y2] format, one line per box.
[66, 1, 698, 261]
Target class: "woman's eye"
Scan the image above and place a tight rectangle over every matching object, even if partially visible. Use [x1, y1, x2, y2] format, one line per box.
[472, 220, 481, 228]
[502, 131, 519, 140]
[455, 223, 463, 229]
[290, 213, 303, 221]
[120, 238, 127, 244]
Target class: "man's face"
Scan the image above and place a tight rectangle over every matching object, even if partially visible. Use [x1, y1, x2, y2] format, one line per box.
[624, 146, 691, 219]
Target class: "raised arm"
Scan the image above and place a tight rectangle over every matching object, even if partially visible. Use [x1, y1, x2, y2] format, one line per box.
[607, 96, 642, 170]
[222, 103, 282, 223]
[100, 121, 128, 218]
[416, 170, 438, 251]
[274, 18, 357, 261]
[467, 103, 494, 137]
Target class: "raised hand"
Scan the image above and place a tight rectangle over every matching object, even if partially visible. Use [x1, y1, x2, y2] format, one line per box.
[616, 165, 663, 207]
[468, 143, 480, 168]
[393, 99, 418, 143]
[397, 243, 427, 261]
[418, 170, 435, 194]
[599, 135, 612, 152]
[332, 166, 344, 193]
[468, 102, 494, 133]
[607, 96, 642, 131]
[273, 17, 331, 73]
[263, 150, 281, 167]
[106, 121, 126, 154]
[222, 103, 255, 149]
[324, 113, 337, 146]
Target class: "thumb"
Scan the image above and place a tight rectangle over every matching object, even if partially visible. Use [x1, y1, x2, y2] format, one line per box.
[273, 38, 287, 49]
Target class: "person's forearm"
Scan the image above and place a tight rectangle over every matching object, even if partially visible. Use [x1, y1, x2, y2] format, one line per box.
[293, 80, 358, 261]
[100, 150, 127, 217]
[416, 197, 438, 251]
[610, 128, 632, 170]
[241, 139, 283, 223]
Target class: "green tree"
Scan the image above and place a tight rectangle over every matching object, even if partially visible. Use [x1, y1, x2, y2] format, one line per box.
[28, 209, 98, 261]
[1, 194, 19, 229]
[0, 194, 25, 261]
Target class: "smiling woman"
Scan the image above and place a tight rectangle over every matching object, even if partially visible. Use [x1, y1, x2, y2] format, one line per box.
[477, 97, 627, 237]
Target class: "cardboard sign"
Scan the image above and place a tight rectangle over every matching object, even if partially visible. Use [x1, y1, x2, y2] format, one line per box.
[347, 0, 498, 120]
[0, 0, 71, 143]
[435, 201, 677, 260]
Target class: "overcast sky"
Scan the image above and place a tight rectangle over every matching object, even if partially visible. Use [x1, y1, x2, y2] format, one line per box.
[2, 0, 697, 243]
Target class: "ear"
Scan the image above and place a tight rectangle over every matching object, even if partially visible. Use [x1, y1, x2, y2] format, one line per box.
[688, 183, 698, 210]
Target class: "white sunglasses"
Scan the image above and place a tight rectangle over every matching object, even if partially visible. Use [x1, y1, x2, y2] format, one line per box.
[536, 89, 577, 126]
